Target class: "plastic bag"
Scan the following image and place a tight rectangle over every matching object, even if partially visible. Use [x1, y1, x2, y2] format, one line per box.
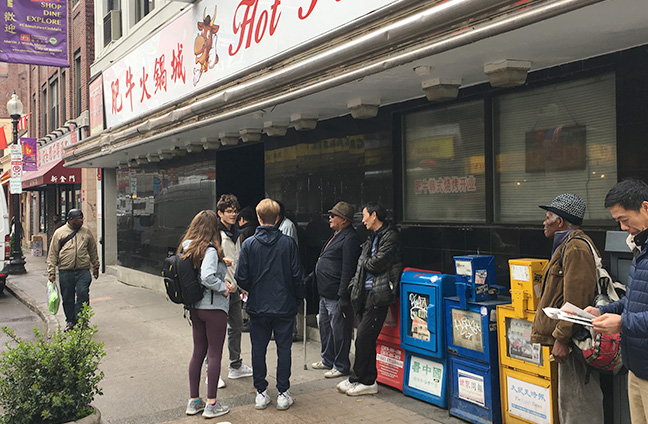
[47, 280, 60, 315]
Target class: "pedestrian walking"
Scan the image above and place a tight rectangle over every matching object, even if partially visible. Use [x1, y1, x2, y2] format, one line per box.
[181, 210, 232, 419]
[46, 209, 100, 331]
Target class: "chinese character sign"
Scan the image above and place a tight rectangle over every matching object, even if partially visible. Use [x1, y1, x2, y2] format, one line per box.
[22, 137, 37, 171]
[0, 0, 69, 67]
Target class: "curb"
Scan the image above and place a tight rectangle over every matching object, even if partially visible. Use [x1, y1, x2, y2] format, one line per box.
[6, 279, 59, 337]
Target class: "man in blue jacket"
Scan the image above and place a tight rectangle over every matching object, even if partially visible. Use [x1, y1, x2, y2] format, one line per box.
[309, 201, 361, 378]
[235, 198, 304, 412]
[586, 179, 648, 424]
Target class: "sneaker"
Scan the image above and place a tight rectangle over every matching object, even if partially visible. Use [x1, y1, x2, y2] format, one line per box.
[336, 378, 356, 394]
[186, 398, 206, 415]
[202, 401, 230, 418]
[218, 377, 226, 388]
[228, 363, 253, 379]
[311, 361, 332, 370]
[255, 390, 271, 410]
[346, 382, 378, 396]
[276, 391, 294, 410]
[324, 368, 349, 378]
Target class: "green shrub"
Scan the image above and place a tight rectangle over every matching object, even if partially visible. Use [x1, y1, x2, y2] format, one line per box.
[0, 305, 105, 423]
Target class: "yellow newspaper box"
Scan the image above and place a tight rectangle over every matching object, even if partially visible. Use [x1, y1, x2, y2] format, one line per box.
[501, 367, 558, 424]
[509, 259, 548, 312]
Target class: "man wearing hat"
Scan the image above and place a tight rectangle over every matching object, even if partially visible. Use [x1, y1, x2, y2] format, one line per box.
[309, 201, 361, 378]
[47, 209, 100, 331]
[531, 193, 604, 423]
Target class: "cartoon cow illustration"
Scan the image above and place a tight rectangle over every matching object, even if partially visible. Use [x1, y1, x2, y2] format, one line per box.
[193, 6, 219, 86]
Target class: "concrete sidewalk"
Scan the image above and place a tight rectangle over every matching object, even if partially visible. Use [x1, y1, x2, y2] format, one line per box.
[6, 252, 463, 424]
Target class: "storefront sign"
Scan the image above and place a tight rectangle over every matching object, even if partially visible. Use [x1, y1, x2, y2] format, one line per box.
[0, 0, 69, 67]
[38, 132, 79, 167]
[458, 369, 485, 407]
[89, 76, 104, 136]
[10, 144, 22, 194]
[102, 0, 398, 129]
[414, 175, 477, 195]
[507, 376, 550, 424]
[408, 355, 443, 397]
[22, 137, 37, 171]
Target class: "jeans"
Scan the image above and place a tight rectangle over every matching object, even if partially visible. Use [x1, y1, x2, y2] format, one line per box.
[318, 296, 353, 373]
[227, 291, 243, 369]
[249, 314, 294, 393]
[349, 291, 389, 386]
[59, 269, 91, 324]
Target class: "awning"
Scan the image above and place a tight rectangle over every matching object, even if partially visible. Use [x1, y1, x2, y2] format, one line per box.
[22, 160, 82, 189]
[0, 170, 9, 186]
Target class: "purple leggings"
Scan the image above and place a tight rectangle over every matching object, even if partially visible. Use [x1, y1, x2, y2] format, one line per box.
[189, 308, 227, 399]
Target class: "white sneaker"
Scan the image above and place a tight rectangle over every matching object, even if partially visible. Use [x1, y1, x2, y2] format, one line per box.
[336, 378, 356, 394]
[228, 363, 253, 379]
[255, 390, 271, 410]
[346, 382, 378, 396]
[277, 390, 294, 410]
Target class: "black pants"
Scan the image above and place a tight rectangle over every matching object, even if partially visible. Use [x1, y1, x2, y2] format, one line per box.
[349, 291, 389, 386]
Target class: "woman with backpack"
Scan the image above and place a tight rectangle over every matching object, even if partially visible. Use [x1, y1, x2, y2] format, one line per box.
[180, 210, 233, 418]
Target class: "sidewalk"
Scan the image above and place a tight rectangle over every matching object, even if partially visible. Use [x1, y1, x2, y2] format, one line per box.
[7, 252, 463, 424]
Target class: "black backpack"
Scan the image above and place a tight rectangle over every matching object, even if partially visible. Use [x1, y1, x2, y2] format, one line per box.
[162, 251, 205, 307]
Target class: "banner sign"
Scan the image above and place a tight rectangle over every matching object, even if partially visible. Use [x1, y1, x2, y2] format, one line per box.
[10, 144, 22, 194]
[103, 0, 398, 129]
[38, 130, 79, 167]
[0, 0, 69, 67]
[89, 76, 104, 136]
[22, 137, 37, 171]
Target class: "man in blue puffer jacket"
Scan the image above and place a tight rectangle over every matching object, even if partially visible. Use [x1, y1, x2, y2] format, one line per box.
[586, 179, 648, 424]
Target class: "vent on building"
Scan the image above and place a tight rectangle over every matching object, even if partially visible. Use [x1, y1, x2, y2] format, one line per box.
[103, 10, 122, 47]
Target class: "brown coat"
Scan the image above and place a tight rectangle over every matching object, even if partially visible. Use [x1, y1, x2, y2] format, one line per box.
[531, 230, 598, 346]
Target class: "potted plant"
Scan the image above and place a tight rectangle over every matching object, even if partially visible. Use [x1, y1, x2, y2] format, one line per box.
[0, 305, 105, 423]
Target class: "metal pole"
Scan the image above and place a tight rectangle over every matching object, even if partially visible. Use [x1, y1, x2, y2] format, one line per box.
[9, 113, 25, 274]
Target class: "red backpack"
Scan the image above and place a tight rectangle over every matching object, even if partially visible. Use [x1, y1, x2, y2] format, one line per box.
[561, 236, 625, 375]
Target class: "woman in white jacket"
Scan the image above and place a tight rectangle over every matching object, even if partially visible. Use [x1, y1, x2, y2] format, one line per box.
[180, 210, 232, 419]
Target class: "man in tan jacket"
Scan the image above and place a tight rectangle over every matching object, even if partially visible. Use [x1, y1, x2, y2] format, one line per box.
[47, 209, 99, 331]
[531, 193, 603, 423]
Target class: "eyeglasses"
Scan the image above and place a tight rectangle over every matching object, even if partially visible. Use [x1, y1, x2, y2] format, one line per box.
[329, 214, 339, 219]
[224, 209, 238, 215]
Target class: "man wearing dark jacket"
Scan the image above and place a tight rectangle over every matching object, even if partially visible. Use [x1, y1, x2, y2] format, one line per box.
[587, 179, 648, 424]
[337, 202, 402, 397]
[309, 201, 361, 378]
[531, 193, 603, 423]
[235, 199, 304, 412]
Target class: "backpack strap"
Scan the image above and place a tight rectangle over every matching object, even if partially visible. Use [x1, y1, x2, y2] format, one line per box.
[559, 235, 602, 269]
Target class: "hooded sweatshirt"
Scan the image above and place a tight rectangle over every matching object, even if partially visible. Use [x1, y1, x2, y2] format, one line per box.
[235, 225, 304, 316]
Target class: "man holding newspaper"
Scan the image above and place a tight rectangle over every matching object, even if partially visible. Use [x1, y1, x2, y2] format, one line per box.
[586, 179, 648, 424]
[531, 193, 604, 423]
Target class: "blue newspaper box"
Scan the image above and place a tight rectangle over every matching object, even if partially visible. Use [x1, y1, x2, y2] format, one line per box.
[400, 268, 455, 408]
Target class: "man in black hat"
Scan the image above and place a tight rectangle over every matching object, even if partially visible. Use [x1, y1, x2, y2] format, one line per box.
[530, 193, 603, 423]
[47, 209, 100, 331]
[309, 201, 361, 378]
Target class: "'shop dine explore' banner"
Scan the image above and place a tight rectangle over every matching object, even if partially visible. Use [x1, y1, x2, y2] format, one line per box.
[0, 0, 68, 67]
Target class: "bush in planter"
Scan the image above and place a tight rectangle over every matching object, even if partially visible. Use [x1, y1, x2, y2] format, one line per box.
[0, 305, 105, 423]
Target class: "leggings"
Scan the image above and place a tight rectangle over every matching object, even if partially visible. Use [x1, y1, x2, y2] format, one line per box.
[189, 308, 227, 399]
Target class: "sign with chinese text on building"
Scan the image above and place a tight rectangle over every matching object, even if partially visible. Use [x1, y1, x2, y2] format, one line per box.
[89, 76, 104, 136]
[10, 143, 22, 194]
[0, 0, 69, 67]
[102, 0, 398, 129]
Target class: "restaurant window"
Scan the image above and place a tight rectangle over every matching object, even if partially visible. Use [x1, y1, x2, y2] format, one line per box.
[403, 100, 486, 222]
[494, 73, 617, 223]
[116, 153, 217, 275]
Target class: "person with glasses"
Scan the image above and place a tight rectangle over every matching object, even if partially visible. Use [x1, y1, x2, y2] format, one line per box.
[308, 201, 361, 379]
[216, 194, 253, 386]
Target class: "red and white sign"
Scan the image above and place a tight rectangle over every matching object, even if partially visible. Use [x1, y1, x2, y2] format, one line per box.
[38, 130, 80, 168]
[102, 0, 398, 129]
[10, 144, 22, 194]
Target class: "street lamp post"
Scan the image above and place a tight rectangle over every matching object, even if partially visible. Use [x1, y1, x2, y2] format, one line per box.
[7, 92, 25, 274]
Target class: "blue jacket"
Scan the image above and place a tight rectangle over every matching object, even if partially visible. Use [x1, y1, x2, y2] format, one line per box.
[599, 242, 648, 379]
[235, 225, 304, 316]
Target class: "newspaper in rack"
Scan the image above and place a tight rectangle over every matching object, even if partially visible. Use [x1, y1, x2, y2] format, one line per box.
[543, 302, 594, 327]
